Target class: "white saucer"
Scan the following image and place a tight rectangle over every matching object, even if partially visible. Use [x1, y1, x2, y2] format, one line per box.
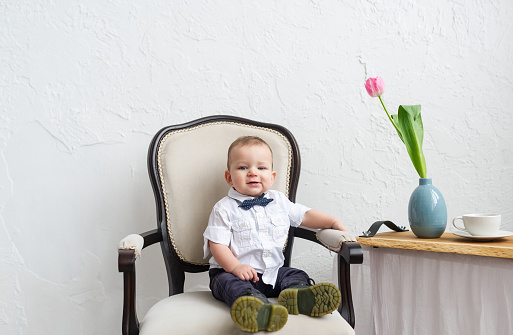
[452, 230, 513, 241]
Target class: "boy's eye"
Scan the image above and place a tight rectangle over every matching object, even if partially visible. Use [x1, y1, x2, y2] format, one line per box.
[238, 166, 247, 170]
[258, 167, 267, 170]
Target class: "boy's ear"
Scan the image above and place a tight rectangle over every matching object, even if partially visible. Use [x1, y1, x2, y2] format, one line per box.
[271, 171, 276, 184]
[225, 170, 233, 185]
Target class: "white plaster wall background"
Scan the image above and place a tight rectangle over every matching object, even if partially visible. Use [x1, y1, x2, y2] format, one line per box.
[1, 0, 512, 334]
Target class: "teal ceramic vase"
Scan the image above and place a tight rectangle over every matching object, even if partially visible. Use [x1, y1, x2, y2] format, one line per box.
[408, 178, 447, 238]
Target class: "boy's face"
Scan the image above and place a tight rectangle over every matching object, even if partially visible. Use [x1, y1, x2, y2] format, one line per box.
[225, 144, 276, 198]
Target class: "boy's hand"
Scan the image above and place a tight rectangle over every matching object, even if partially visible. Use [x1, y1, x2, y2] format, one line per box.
[208, 241, 259, 282]
[231, 264, 259, 283]
[302, 209, 348, 232]
[331, 219, 348, 232]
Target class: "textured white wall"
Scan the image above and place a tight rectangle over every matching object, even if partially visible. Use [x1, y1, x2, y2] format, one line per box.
[1, 1, 512, 334]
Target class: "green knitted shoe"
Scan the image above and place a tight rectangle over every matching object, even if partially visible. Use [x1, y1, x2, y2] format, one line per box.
[231, 296, 288, 332]
[278, 282, 341, 317]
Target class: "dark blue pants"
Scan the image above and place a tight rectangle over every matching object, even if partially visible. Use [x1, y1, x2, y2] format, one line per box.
[209, 267, 310, 307]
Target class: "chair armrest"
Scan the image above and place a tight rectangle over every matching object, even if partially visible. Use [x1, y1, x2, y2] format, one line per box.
[118, 229, 163, 335]
[293, 227, 362, 263]
[316, 229, 363, 265]
[315, 229, 357, 252]
[118, 229, 163, 260]
[119, 234, 144, 259]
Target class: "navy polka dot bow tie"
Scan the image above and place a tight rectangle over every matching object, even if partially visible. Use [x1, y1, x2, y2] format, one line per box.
[239, 193, 274, 210]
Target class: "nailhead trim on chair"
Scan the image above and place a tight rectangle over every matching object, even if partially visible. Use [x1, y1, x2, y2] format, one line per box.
[156, 121, 293, 265]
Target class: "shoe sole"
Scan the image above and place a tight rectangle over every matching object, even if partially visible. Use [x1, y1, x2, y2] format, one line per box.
[231, 296, 288, 332]
[278, 283, 341, 317]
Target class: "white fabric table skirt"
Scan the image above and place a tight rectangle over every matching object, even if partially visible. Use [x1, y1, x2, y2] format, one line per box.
[366, 246, 513, 335]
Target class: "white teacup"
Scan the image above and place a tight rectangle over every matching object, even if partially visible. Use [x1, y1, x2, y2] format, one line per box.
[452, 213, 501, 236]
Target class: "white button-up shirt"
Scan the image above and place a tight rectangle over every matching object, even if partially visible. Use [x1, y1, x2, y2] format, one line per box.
[203, 188, 310, 286]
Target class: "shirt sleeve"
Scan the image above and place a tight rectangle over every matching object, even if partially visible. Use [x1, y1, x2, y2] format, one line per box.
[203, 206, 232, 258]
[271, 190, 310, 227]
[288, 202, 311, 227]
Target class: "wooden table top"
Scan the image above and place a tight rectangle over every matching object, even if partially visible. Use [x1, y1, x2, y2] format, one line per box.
[356, 230, 513, 259]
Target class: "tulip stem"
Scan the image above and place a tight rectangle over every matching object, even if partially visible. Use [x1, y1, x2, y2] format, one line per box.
[379, 96, 402, 137]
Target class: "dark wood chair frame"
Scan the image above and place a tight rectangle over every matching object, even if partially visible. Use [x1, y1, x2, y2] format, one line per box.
[118, 115, 363, 335]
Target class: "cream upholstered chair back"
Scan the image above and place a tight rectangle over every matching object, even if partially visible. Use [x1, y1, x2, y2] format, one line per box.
[148, 116, 300, 269]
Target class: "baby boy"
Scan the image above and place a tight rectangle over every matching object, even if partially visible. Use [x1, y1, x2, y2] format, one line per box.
[203, 136, 348, 332]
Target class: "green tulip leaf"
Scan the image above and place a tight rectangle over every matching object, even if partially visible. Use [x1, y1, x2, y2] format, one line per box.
[392, 105, 427, 178]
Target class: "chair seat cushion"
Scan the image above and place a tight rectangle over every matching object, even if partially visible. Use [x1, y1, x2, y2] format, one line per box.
[140, 291, 355, 335]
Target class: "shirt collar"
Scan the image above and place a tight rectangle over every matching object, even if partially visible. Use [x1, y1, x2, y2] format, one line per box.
[228, 187, 271, 203]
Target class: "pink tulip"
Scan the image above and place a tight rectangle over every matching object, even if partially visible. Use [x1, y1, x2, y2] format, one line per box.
[365, 75, 400, 144]
[365, 76, 385, 97]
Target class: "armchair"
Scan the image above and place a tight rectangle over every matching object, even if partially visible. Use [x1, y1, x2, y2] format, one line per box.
[118, 115, 363, 334]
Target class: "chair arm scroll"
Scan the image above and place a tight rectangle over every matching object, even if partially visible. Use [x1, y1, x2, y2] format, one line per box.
[118, 229, 163, 260]
[119, 234, 144, 259]
[340, 241, 364, 264]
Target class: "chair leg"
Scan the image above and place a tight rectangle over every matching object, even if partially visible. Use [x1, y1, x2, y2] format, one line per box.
[119, 249, 140, 335]
[338, 254, 355, 328]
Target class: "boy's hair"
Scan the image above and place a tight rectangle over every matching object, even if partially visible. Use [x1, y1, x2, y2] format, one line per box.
[227, 136, 273, 169]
